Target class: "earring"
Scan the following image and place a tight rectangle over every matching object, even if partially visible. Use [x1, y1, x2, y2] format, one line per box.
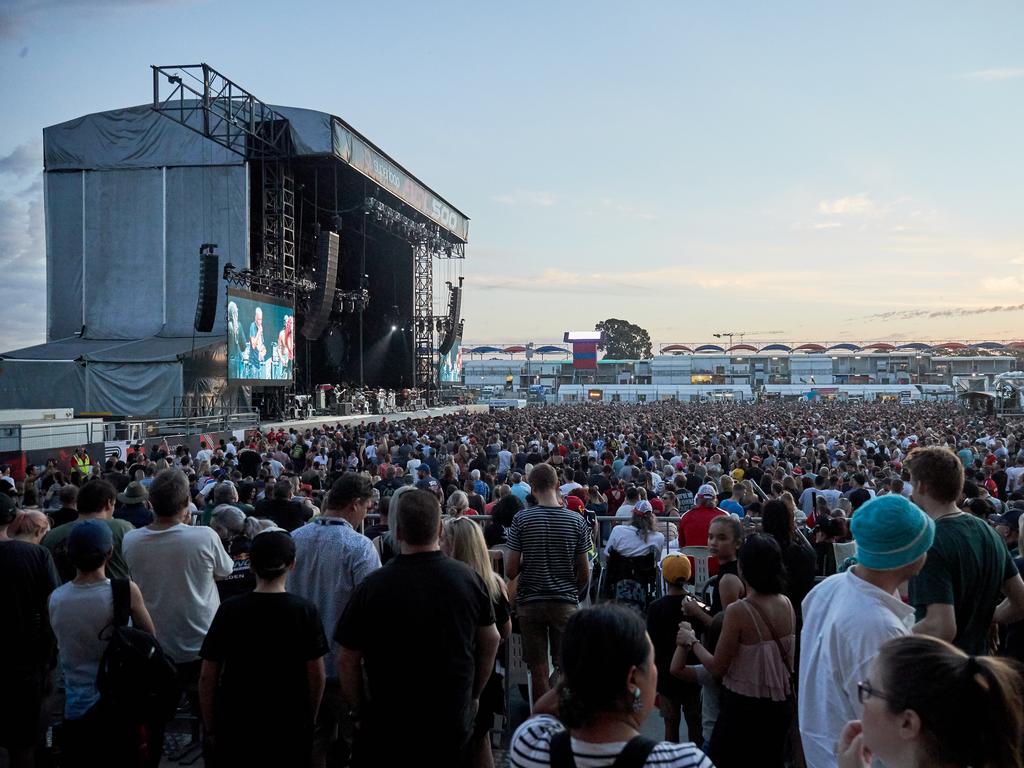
[631, 688, 643, 713]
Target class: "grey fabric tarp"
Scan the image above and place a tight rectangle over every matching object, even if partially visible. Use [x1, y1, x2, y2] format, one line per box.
[43, 104, 333, 171]
[0, 360, 86, 411]
[274, 106, 333, 156]
[44, 106, 243, 171]
[44, 164, 248, 341]
[0, 336, 225, 416]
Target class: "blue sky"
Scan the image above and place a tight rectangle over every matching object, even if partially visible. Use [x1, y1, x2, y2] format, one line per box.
[1, 0, 1022, 351]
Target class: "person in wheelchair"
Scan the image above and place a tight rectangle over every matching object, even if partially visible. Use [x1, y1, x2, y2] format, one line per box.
[602, 501, 666, 606]
[605, 501, 665, 559]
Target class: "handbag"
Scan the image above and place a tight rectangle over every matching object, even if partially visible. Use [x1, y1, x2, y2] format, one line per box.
[745, 597, 806, 768]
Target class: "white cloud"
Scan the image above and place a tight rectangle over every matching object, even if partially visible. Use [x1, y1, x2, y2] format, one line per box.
[492, 190, 556, 207]
[961, 68, 1024, 81]
[817, 193, 878, 217]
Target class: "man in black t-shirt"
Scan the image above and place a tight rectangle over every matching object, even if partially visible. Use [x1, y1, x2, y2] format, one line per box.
[336, 490, 499, 766]
[236, 447, 261, 479]
[254, 478, 311, 532]
[49, 483, 80, 528]
[200, 531, 328, 767]
[0, 494, 60, 764]
[846, 472, 873, 511]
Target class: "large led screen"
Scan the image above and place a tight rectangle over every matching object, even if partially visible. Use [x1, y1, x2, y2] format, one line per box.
[227, 288, 295, 384]
[439, 338, 463, 383]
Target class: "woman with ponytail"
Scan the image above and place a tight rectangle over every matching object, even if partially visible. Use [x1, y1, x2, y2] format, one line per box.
[510, 604, 713, 768]
[838, 634, 1024, 768]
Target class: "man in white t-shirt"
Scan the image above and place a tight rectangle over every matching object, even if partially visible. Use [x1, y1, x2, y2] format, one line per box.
[497, 446, 513, 479]
[798, 495, 935, 768]
[194, 440, 214, 466]
[558, 468, 581, 498]
[265, 453, 284, 478]
[123, 469, 233, 674]
[1006, 455, 1024, 495]
[406, 454, 422, 475]
[615, 486, 641, 518]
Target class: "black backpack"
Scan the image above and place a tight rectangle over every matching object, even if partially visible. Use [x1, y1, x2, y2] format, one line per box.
[550, 729, 656, 768]
[96, 579, 181, 723]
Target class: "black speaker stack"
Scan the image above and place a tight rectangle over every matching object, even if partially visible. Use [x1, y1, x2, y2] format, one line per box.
[437, 278, 464, 356]
[194, 243, 219, 333]
[301, 229, 341, 341]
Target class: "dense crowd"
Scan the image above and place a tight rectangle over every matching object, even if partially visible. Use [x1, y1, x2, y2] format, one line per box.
[3, 400, 1024, 768]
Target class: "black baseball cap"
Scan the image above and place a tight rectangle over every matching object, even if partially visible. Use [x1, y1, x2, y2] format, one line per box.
[993, 507, 1023, 530]
[0, 493, 16, 525]
[250, 530, 296, 577]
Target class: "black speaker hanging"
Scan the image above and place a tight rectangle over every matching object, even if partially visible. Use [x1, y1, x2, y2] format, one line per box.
[301, 230, 340, 340]
[194, 244, 219, 333]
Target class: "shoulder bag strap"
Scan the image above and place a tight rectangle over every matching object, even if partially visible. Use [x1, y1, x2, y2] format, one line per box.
[739, 599, 765, 641]
[611, 735, 658, 768]
[745, 597, 793, 674]
[110, 577, 131, 628]
[549, 729, 576, 768]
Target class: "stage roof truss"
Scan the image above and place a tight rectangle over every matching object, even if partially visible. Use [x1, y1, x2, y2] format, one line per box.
[151, 63, 290, 159]
[364, 197, 465, 255]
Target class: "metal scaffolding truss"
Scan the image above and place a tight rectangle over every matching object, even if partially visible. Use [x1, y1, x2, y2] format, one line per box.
[151, 63, 296, 281]
[413, 243, 434, 401]
[151, 63, 289, 158]
[261, 161, 296, 281]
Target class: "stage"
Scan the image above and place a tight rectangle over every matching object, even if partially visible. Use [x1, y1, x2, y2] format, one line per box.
[0, 64, 468, 418]
[260, 404, 488, 433]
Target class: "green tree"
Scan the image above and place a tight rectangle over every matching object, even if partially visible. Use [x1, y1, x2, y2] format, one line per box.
[595, 318, 653, 360]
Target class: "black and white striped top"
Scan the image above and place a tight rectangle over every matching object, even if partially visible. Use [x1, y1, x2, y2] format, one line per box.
[511, 716, 715, 768]
[506, 505, 592, 604]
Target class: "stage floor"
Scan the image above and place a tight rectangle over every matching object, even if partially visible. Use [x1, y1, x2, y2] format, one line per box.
[260, 404, 489, 433]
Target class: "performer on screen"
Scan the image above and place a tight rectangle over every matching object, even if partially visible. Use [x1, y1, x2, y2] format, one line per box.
[248, 306, 266, 378]
[227, 301, 246, 378]
[277, 315, 294, 374]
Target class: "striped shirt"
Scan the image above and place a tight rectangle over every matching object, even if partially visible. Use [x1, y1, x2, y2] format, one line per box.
[511, 715, 714, 768]
[506, 505, 591, 604]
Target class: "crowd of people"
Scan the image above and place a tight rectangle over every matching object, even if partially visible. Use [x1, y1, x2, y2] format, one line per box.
[3, 399, 1024, 767]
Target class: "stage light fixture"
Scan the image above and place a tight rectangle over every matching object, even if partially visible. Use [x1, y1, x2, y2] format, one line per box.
[391, 325, 397, 332]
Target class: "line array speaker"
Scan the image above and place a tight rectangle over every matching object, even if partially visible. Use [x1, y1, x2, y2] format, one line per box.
[301, 230, 340, 340]
[437, 285, 463, 356]
[194, 247, 219, 333]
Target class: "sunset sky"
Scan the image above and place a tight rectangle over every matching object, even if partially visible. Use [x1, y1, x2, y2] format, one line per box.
[1, 1, 1022, 351]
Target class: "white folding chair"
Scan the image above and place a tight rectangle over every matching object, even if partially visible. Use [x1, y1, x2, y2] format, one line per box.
[680, 545, 712, 596]
[505, 632, 533, 721]
[832, 541, 858, 572]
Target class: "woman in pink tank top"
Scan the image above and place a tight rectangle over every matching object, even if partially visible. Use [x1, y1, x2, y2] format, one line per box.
[673, 534, 795, 768]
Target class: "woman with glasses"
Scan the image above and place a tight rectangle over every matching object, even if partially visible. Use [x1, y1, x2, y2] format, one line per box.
[838, 634, 1024, 768]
